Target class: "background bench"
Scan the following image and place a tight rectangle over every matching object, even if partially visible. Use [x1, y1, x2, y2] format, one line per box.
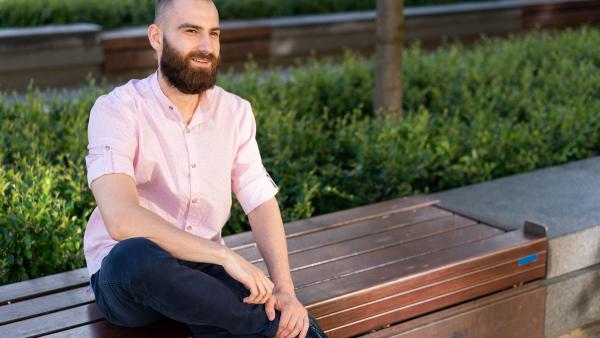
[0, 195, 547, 337]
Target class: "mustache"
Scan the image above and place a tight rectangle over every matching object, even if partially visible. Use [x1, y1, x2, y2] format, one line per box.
[187, 51, 218, 62]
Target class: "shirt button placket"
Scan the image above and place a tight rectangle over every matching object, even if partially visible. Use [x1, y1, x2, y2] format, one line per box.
[184, 124, 198, 233]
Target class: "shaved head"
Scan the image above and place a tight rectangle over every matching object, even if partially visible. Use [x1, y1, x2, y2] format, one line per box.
[154, 0, 170, 26]
[155, 0, 214, 26]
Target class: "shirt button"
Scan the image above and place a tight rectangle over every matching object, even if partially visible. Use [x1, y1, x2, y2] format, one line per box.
[192, 198, 198, 203]
[185, 128, 191, 134]
[105, 146, 110, 150]
[169, 106, 174, 110]
[191, 163, 196, 168]
[186, 225, 192, 231]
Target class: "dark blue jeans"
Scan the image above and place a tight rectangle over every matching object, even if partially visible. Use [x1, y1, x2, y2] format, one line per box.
[90, 237, 281, 337]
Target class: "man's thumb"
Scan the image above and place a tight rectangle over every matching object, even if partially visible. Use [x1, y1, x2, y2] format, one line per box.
[265, 296, 276, 321]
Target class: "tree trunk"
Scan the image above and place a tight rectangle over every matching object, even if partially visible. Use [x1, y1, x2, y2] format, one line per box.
[375, 0, 404, 118]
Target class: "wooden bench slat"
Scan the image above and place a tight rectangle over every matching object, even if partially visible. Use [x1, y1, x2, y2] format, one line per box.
[285, 214, 478, 271]
[255, 214, 479, 274]
[224, 195, 439, 249]
[0, 303, 103, 338]
[289, 223, 501, 288]
[327, 267, 545, 338]
[0, 286, 92, 326]
[0, 268, 88, 305]
[317, 254, 546, 330]
[298, 230, 546, 312]
[43, 318, 190, 338]
[237, 206, 450, 263]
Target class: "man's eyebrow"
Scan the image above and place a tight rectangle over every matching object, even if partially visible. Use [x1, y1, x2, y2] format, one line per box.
[177, 23, 220, 31]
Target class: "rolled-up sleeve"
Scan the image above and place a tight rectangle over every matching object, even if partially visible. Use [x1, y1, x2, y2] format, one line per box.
[85, 96, 137, 190]
[231, 101, 278, 214]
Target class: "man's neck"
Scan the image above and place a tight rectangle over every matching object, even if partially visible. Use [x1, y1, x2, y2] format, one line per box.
[157, 71, 203, 125]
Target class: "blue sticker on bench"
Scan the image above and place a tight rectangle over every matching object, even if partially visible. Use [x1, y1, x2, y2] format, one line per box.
[518, 254, 538, 266]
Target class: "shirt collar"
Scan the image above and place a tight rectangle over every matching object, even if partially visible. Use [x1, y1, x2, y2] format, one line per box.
[149, 71, 215, 129]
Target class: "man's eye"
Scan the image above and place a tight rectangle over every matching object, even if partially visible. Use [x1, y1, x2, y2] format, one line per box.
[210, 32, 220, 37]
[187, 29, 197, 33]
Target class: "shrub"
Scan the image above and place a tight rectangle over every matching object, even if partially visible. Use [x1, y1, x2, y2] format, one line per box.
[1, 26, 599, 285]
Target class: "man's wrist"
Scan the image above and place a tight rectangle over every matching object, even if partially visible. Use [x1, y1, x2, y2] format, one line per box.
[215, 244, 232, 266]
[274, 280, 296, 294]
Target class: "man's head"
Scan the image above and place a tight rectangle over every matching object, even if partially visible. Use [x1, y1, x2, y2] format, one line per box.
[148, 0, 221, 94]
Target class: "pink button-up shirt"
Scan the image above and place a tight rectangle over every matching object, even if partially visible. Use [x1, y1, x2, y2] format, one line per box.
[83, 72, 278, 276]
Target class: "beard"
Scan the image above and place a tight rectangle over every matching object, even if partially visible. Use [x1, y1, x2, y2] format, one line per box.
[160, 36, 220, 95]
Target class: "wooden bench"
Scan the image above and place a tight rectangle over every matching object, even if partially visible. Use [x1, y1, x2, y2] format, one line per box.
[0, 196, 547, 337]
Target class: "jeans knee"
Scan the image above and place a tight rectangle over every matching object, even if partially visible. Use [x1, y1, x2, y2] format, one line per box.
[104, 237, 171, 281]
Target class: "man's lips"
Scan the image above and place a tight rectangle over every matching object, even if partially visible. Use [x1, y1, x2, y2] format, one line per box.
[190, 57, 212, 65]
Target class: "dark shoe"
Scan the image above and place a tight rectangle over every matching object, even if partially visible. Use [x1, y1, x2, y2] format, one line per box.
[307, 314, 328, 338]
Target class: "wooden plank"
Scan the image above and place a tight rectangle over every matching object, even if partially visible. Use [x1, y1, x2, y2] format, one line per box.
[0, 286, 92, 325]
[220, 26, 271, 43]
[406, 13, 522, 40]
[43, 318, 190, 338]
[0, 303, 103, 338]
[523, 0, 600, 28]
[277, 214, 479, 273]
[221, 39, 271, 60]
[406, 8, 521, 29]
[298, 230, 546, 312]
[524, 11, 600, 29]
[104, 49, 156, 72]
[271, 21, 375, 39]
[316, 254, 546, 330]
[326, 267, 545, 338]
[0, 268, 88, 305]
[224, 195, 439, 249]
[236, 206, 450, 263]
[288, 223, 502, 288]
[360, 281, 546, 338]
[102, 35, 149, 51]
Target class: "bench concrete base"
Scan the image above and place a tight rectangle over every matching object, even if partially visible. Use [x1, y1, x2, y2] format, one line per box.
[546, 264, 600, 338]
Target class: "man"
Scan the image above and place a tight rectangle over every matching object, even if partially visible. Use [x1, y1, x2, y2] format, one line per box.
[83, 0, 327, 337]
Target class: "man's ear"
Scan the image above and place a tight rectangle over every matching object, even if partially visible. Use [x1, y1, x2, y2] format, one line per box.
[148, 24, 163, 54]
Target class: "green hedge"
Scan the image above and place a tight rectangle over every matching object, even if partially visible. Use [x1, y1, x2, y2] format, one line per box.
[1, 26, 599, 285]
[0, 0, 495, 29]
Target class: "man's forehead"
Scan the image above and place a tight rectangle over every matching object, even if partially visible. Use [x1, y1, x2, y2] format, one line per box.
[163, 0, 219, 28]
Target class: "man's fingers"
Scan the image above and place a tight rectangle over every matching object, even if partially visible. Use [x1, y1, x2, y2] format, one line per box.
[244, 284, 259, 303]
[278, 309, 292, 337]
[287, 312, 304, 338]
[259, 278, 273, 303]
[299, 315, 309, 338]
[256, 278, 269, 303]
[265, 296, 276, 321]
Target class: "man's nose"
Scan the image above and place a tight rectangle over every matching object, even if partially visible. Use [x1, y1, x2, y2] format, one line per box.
[196, 33, 214, 54]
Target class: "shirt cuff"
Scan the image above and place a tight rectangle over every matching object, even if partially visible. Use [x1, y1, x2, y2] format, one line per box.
[236, 174, 279, 214]
[86, 146, 135, 190]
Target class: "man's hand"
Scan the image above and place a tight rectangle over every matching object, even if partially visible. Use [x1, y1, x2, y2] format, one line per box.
[266, 289, 309, 338]
[222, 249, 274, 304]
